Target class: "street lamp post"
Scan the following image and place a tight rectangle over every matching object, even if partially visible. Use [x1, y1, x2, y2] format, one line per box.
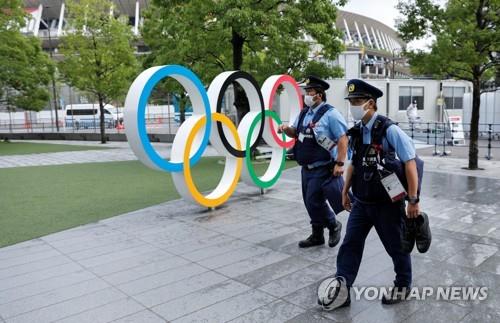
[392, 50, 396, 79]
[390, 48, 404, 79]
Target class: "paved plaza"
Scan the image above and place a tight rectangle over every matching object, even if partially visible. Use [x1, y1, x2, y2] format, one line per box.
[1, 143, 500, 322]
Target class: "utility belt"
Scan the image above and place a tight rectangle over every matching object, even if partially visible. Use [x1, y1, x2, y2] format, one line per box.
[304, 161, 336, 171]
[352, 194, 404, 206]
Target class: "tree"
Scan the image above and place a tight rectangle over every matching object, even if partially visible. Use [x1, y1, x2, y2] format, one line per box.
[142, 0, 346, 123]
[397, 0, 500, 169]
[58, 0, 139, 143]
[0, 0, 51, 112]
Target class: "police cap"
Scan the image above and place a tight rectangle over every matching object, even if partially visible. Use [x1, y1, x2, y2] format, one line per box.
[302, 75, 330, 91]
[344, 79, 383, 100]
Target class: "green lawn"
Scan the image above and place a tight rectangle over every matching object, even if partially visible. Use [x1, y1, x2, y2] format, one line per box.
[0, 158, 298, 247]
[0, 141, 110, 156]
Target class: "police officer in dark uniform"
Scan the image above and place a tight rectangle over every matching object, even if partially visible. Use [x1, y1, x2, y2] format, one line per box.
[334, 79, 420, 306]
[278, 76, 348, 248]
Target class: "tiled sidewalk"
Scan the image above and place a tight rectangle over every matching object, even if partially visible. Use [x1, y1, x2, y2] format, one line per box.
[1, 166, 500, 322]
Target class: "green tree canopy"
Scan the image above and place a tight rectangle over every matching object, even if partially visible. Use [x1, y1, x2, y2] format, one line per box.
[397, 0, 500, 169]
[0, 0, 51, 111]
[141, 0, 346, 121]
[58, 0, 139, 143]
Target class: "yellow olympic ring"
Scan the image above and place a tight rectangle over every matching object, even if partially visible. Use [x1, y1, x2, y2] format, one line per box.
[183, 113, 243, 207]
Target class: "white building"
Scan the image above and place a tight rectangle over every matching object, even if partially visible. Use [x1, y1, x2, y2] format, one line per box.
[324, 78, 472, 125]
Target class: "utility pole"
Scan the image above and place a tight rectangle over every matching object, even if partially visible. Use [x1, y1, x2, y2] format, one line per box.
[392, 50, 396, 79]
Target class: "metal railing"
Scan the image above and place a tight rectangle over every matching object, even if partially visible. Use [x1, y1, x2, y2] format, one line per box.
[2, 115, 500, 160]
[397, 121, 500, 160]
[0, 115, 181, 135]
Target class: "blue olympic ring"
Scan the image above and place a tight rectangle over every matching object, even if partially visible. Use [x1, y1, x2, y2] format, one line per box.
[136, 65, 212, 172]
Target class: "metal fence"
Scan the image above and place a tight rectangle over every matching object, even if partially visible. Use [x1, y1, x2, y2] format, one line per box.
[0, 114, 181, 135]
[397, 121, 500, 160]
[2, 113, 500, 160]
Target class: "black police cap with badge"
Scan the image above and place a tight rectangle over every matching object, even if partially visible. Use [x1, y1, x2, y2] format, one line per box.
[302, 75, 330, 91]
[344, 79, 383, 100]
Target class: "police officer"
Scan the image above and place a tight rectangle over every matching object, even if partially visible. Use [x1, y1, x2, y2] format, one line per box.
[278, 76, 348, 248]
[334, 79, 420, 306]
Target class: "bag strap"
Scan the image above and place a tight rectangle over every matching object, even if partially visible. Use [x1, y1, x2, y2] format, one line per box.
[295, 108, 309, 133]
[347, 122, 362, 152]
[311, 104, 332, 124]
[296, 104, 332, 132]
[371, 115, 394, 146]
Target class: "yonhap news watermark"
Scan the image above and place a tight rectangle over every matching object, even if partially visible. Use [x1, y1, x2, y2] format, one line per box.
[351, 286, 488, 301]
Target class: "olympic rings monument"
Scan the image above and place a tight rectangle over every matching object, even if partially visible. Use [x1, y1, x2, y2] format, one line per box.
[124, 65, 303, 208]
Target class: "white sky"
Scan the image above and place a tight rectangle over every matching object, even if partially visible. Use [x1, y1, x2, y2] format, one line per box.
[341, 0, 401, 30]
[340, 0, 439, 50]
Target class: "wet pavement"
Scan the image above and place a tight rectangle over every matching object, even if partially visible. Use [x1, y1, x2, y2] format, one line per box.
[1, 156, 500, 322]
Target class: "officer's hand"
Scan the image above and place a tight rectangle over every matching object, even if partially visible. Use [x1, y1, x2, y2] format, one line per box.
[406, 203, 420, 218]
[333, 165, 344, 177]
[277, 124, 287, 134]
[342, 191, 352, 212]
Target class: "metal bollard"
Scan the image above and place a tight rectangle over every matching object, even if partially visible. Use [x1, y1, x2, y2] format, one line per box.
[426, 122, 430, 144]
[485, 124, 493, 160]
[433, 122, 440, 155]
[450, 123, 454, 146]
[441, 122, 449, 156]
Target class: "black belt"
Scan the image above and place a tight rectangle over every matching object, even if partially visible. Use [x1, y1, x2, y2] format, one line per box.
[353, 195, 403, 206]
[305, 161, 335, 170]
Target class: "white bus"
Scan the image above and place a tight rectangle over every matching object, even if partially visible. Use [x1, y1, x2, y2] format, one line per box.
[64, 104, 123, 129]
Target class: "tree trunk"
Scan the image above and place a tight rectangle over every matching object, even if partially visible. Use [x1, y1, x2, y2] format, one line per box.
[8, 106, 12, 133]
[468, 77, 481, 169]
[231, 29, 244, 71]
[179, 93, 186, 125]
[231, 28, 249, 124]
[496, 66, 500, 88]
[6, 89, 12, 133]
[98, 95, 106, 144]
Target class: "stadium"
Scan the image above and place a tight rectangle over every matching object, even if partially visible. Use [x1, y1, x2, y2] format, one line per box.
[4, 1, 496, 137]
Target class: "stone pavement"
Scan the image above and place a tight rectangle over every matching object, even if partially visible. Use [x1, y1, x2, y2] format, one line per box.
[1, 154, 500, 322]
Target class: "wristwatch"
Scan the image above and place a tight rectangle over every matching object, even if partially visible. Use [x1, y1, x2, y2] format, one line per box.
[407, 196, 420, 205]
[335, 161, 345, 167]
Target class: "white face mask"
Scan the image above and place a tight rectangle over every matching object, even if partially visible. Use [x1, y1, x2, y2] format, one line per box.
[304, 95, 316, 107]
[350, 100, 370, 121]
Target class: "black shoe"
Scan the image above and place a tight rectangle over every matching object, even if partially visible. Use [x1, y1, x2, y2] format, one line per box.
[401, 217, 416, 254]
[318, 292, 351, 308]
[327, 220, 342, 248]
[381, 286, 411, 305]
[298, 225, 325, 248]
[415, 212, 431, 253]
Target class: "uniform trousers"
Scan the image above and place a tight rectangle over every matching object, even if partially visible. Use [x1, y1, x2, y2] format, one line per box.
[336, 199, 412, 287]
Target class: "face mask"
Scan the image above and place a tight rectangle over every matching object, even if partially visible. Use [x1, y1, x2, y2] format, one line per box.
[350, 100, 369, 121]
[304, 95, 316, 107]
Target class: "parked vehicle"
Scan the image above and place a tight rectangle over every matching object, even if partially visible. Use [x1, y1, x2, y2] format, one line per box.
[64, 104, 123, 129]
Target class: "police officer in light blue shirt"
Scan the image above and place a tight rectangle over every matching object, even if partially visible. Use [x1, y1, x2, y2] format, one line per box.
[278, 76, 348, 249]
[328, 79, 421, 309]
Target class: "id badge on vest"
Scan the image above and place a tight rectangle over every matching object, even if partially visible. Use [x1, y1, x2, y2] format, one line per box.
[380, 172, 407, 202]
[317, 135, 336, 151]
[298, 133, 305, 142]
